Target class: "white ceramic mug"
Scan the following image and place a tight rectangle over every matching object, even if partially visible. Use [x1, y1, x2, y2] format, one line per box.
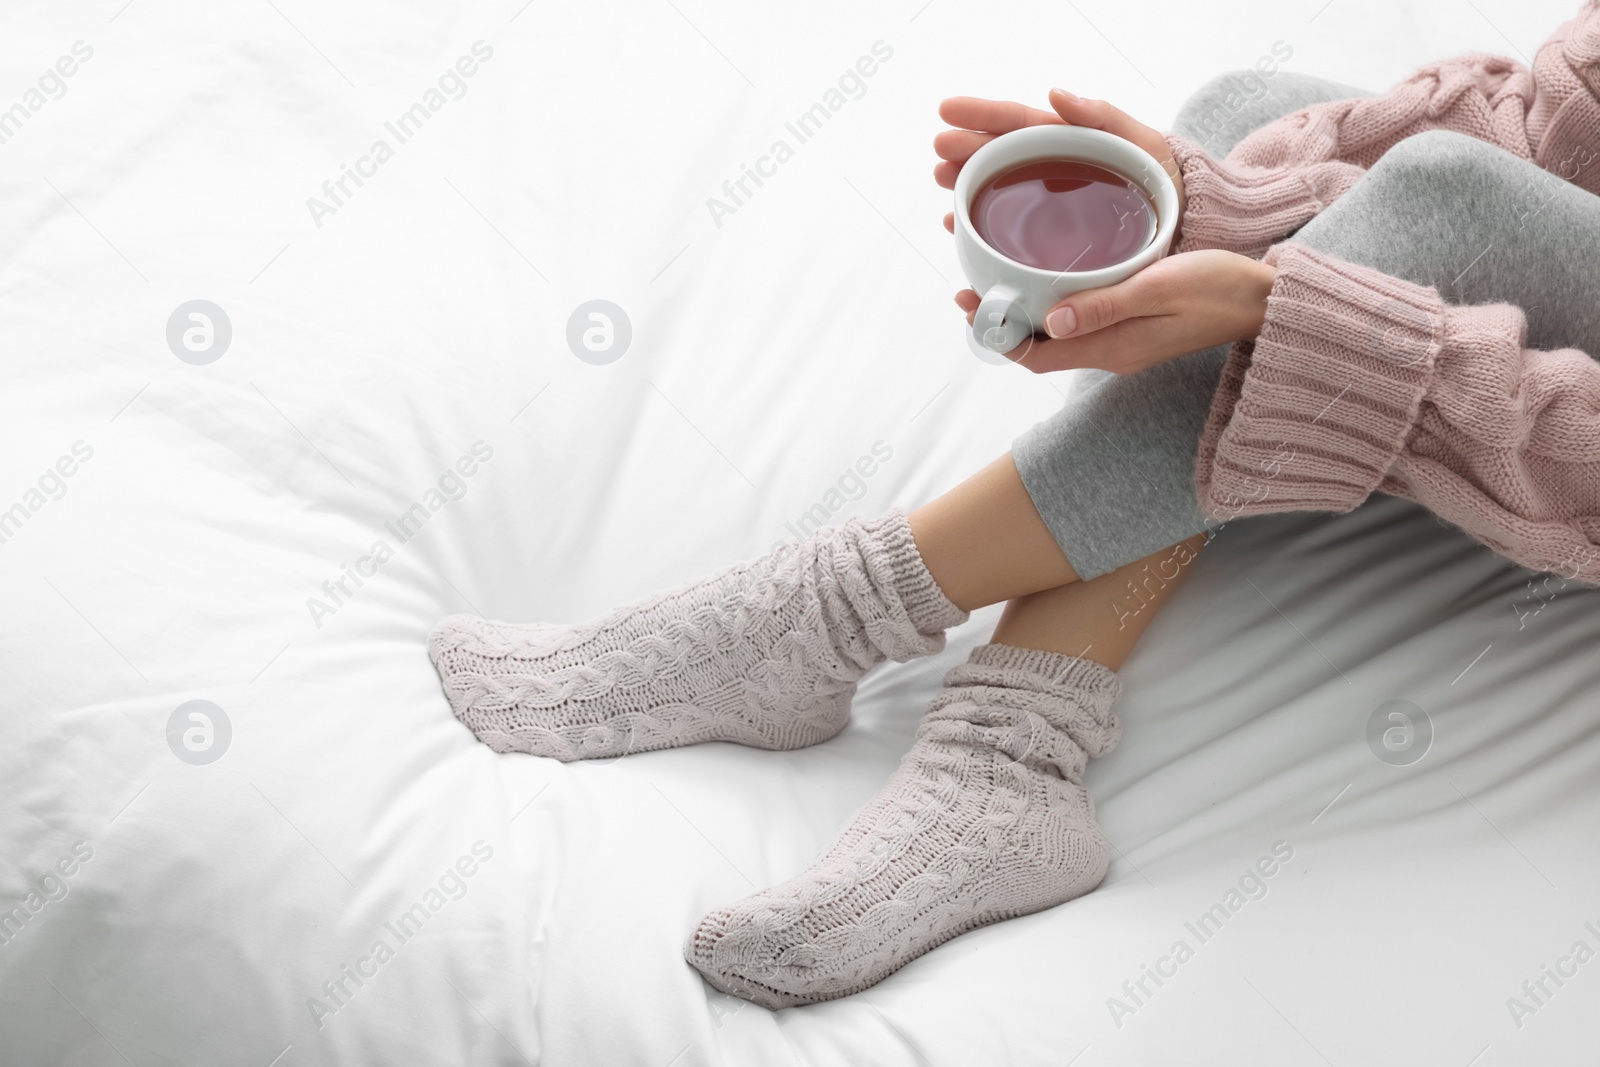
[953, 125, 1180, 354]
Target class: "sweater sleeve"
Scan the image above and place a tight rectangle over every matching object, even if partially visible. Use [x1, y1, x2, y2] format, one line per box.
[1167, 2, 1600, 257]
[1193, 243, 1600, 584]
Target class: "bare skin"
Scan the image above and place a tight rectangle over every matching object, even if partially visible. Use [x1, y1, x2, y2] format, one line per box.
[908, 452, 1204, 670]
[907, 453, 1081, 611]
[990, 532, 1207, 669]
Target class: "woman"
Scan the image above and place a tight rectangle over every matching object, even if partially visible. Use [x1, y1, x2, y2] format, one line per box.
[428, 3, 1600, 1009]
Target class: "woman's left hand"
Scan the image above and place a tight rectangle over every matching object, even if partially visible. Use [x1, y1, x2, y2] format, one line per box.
[955, 249, 1278, 375]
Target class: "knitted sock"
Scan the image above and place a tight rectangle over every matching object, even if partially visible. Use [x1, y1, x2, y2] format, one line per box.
[683, 643, 1122, 1009]
[427, 508, 967, 761]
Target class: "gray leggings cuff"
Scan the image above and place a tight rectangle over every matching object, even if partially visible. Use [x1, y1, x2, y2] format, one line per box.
[1012, 348, 1225, 580]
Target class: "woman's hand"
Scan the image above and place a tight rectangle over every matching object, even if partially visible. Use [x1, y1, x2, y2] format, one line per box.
[954, 249, 1277, 375]
[935, 89, 1186, 235]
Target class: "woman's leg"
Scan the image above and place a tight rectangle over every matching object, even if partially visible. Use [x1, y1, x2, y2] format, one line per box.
[429, 439, 1195, 768]
[685, 535, 1206, 1008]
[907, 453, 1082, 610]
[1177, 69, 1371, 160]
[429, 508, 969, 760]
[989, 533, 1206, 668]
[1286, 129, 1600, 353]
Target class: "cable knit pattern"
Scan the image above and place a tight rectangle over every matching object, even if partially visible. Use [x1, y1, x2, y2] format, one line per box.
[427, 509, 968, 760]
[1167, 2, 1600, 257]
[684, 645, 1122, 1009]
[1195, 243, 1600, 583]
[1529, 2, 1600, 184]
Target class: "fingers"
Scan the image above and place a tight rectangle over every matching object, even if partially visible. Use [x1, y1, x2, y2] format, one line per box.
[943, 211, 954, 233]
[1041, 270, 1159, 339]
[1044, 286, 1125, 340]
[933, 128, 996, 163]
[938, 96, 1064, 134]
[935, 92, 1169, 193]
[1046, 88, 1138, 136]
[953, 280, 1146, 370]
[1050, 288, 1118, 338]
[1006, 322, 1150, 374]
[1046, 88, 1172, 166]
[955, 289, 979, 325]
[934, 98, 1060, 190]
[1006, 329, 1123, 374]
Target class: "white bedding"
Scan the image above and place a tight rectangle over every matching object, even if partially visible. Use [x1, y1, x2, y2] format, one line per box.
[4, 0, 1597, 1063]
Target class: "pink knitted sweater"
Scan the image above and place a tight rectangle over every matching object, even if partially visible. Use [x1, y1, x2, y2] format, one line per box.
[1167, 2, 1600, 582]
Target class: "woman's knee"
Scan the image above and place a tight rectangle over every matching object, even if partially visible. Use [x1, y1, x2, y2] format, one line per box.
[1177, 69, 1272, 117]
[1291, 130, 1538, 278]
[1173, 70, 1265, 146]
[1174, 70, 1371, 153]
[1289, 127, 1600, 317]
[1364, 129, 1534, 196]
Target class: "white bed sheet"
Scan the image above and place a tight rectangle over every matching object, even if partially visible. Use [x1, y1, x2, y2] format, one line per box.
[3, 0, 1597, 1064]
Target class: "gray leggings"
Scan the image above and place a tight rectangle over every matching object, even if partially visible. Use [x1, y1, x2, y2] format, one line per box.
[1012, 71, 1600, 579]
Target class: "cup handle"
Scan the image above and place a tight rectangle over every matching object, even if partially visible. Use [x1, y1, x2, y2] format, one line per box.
[972, 283, 1030, 354]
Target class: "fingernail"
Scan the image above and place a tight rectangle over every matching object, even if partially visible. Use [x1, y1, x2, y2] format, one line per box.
[1052, 88, 1078, 102]
[1045, 306, 1076, 338]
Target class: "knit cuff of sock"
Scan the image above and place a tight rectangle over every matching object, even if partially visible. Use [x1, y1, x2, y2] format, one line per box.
[865, 508, 970, 635]
[967, 643, 1119, 696]
[1165, 134, 1362, 259]
[961, 644, 1122, 759]
[1193, 242, 1445, 522]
